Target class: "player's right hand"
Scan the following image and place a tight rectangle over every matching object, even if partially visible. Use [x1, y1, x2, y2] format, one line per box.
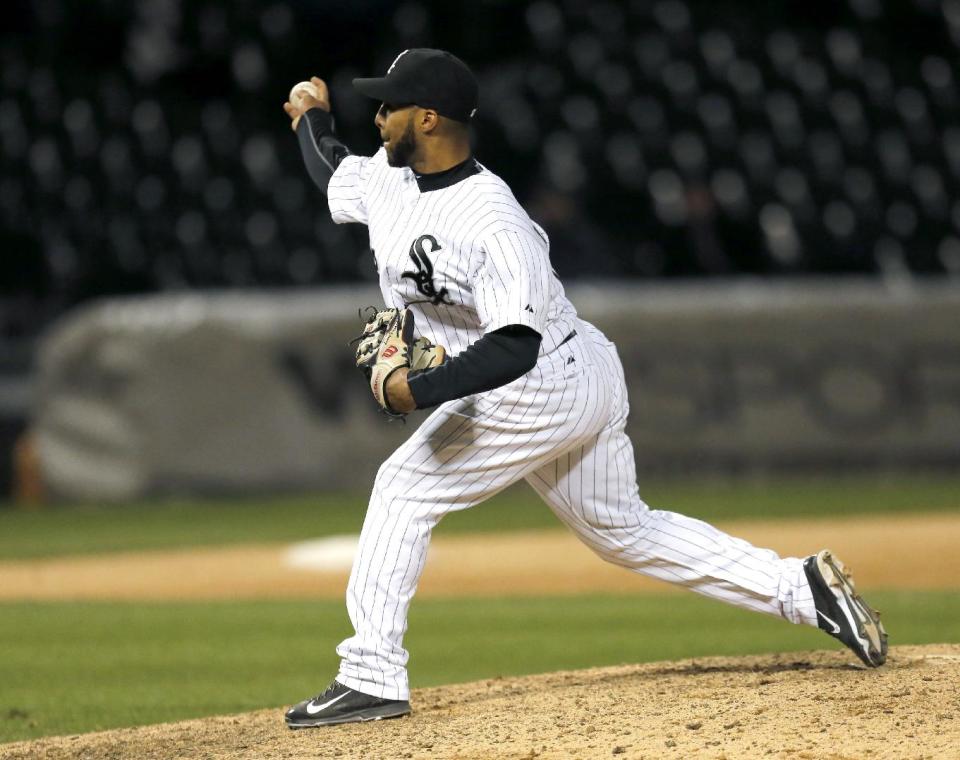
[283, 76, 331, 132]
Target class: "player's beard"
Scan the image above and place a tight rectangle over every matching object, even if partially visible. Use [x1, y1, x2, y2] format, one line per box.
[386, 117, 418, 168]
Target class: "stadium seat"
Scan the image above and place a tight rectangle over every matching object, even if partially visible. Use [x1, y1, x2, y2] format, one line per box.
[3, 0, 960, 341]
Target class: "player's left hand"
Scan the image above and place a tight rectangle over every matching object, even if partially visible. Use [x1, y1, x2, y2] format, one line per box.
[368, 309, 416, 418]
[354, 307, 446, 417]
[384, 368, 415, 414]
[369, 309, 413, 417]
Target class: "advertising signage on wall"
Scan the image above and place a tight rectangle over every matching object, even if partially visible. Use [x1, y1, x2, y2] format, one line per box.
[33, 283, 960, 499]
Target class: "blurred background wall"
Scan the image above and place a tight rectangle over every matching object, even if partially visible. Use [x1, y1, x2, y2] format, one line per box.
[2, 0, 959, 500]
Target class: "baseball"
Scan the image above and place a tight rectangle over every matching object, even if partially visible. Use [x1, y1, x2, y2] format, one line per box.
[289, 81, 319, 109]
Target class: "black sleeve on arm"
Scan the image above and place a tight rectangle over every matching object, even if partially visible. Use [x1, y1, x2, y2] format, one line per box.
[407, 325, 542, 410]
[294, 108, 352, 194]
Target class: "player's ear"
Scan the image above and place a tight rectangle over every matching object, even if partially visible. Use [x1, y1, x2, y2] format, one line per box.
[418, 108, 440, 134]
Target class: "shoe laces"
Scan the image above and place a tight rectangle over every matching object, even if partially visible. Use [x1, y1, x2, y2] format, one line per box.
[311, 681, 341, 701]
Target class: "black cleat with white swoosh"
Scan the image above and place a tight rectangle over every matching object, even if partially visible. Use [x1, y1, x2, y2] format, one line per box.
[803, 550, 888, 667]
[285, 681, 410, 728]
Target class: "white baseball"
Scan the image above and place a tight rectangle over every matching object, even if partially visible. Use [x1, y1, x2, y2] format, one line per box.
[289, 81, 320, 109]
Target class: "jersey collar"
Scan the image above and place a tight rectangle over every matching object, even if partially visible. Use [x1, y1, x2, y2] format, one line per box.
[413, 156, 481, 193]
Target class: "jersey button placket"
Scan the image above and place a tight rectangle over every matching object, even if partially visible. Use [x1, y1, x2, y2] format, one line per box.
[401, 173, 419, 207]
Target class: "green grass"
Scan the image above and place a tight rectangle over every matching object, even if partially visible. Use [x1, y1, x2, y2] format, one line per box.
[0, 590, 958, 744]
[1, 474, 958, 560]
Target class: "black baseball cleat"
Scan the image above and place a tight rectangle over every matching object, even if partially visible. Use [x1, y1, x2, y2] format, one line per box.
[285, 681, 411, 728]
[803, 549, 888, 667]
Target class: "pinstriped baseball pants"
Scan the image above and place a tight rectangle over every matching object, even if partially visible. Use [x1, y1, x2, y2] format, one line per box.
[336, 321, 817, 701]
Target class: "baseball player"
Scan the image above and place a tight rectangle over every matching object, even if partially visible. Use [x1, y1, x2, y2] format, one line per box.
[281, 49, 887, 728]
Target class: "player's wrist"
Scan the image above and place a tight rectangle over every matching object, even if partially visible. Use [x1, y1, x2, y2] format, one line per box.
[385, 368, 416, 414]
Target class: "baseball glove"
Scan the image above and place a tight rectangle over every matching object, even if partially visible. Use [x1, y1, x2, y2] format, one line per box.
[353, 307, 446, 417]
[353, 307, 397, 370]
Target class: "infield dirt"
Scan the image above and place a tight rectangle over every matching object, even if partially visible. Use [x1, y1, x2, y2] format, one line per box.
[1, 512, 958, 600]
[2, 644, 958, 759]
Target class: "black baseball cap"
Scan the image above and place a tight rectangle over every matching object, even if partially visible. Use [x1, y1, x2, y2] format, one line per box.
[353, 48, 479, 123]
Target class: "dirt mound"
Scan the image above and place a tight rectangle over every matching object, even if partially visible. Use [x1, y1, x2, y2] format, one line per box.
[4, 644, 957, 759]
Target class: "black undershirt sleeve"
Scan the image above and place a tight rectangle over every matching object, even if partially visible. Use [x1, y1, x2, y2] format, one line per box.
[407, 325, 542, 410]
[295, 108, 351, 194]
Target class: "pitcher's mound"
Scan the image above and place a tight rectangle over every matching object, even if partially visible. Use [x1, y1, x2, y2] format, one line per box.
[4, 644, 957, 760]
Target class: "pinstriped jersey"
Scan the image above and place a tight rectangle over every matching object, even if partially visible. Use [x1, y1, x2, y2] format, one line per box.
[327, 148, 579, 358]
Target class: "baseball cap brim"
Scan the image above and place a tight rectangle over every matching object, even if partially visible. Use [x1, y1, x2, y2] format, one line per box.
[352, 77, 413, 104]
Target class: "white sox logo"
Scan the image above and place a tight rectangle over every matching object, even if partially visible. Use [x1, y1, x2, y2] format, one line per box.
[387, 50, 409, 74]
[402, 234, 454, 306]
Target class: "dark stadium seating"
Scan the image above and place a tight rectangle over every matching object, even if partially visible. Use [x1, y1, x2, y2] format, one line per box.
[2, 0, 960, 340]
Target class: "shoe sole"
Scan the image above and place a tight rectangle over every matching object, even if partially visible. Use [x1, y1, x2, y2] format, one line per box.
[817, 551, 888, 667]
[286, 703, 411, 729]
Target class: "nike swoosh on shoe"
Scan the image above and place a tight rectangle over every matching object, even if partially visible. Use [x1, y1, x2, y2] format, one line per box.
[305, 691, 350, 715]
[816, 609, 842, 635]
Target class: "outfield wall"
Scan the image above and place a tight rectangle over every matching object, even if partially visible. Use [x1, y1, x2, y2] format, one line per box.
[33, 281, 960, 500]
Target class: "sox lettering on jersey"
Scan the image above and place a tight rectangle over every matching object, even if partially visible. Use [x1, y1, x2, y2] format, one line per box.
[401, 234, 454, 306]
[327, 150, 577, 355]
